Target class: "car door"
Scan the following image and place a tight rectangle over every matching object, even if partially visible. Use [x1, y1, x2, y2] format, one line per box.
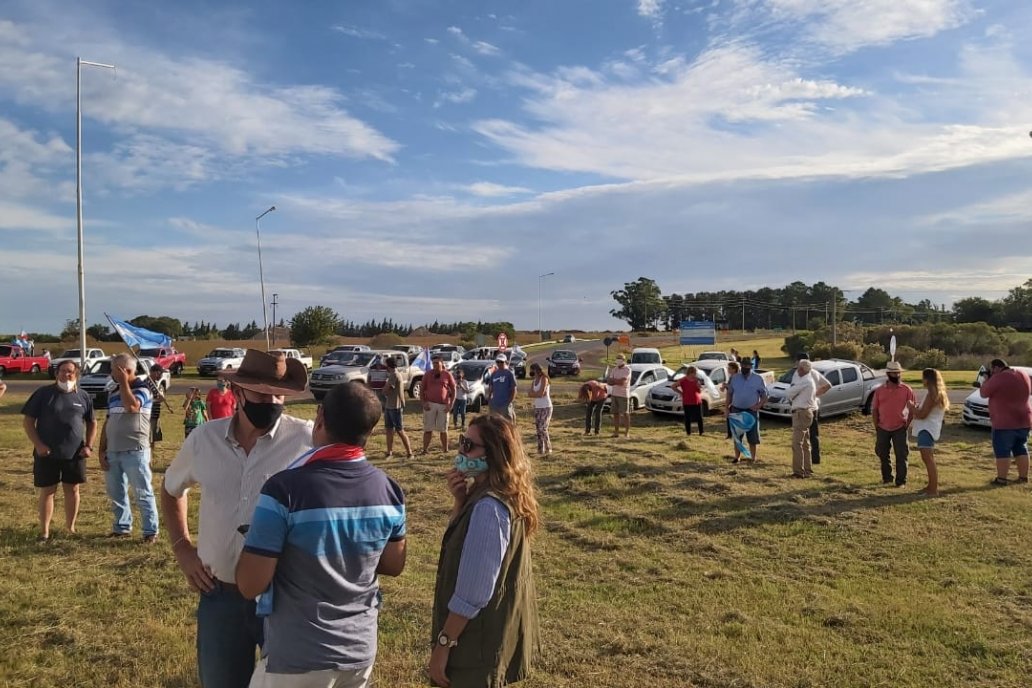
[836, 365, 863, 414]
[818, 369, 844, 415]
[708, 367, 727, 406]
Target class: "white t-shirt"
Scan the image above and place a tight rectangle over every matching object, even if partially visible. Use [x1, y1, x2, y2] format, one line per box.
[608, 365, 632, 398]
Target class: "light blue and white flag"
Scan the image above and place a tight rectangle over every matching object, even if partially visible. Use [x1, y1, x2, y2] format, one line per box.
[106, 314, 172, 350]
[411, 347, 433, 373]
[728, 411, 757, 460]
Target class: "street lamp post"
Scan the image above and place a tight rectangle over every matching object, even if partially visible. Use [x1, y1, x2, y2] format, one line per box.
[76, 57, 115, 369]
[255, 206, 276, 350]
[537, 272, 555, 339]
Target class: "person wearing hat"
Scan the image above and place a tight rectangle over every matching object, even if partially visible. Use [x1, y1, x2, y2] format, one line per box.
[607, 355, 632, 437]
[871, 360, 916, 487]
[160, 349, 314, 688]
[725, 356, 768, 461]
[486, 353, 518, 423]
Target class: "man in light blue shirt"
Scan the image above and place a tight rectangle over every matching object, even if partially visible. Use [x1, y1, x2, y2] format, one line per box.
[487, 355, 518, 422]
[725, 358, 768, 463]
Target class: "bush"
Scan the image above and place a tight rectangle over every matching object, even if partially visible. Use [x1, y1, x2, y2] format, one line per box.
[829, 342, 862, 360]
[369, 332, 403, 348]
[946, 354, 986, 372]
[1007, 339, 1032, 366]
[781, 333, 814, 358]
[913, 348, 948, 370]
[860, 343, 889, 369]
[892, 345, 921, 369]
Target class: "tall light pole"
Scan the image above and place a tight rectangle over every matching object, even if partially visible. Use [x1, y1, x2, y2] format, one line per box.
[270, 293, 279, 347]
[255, 206, 276, 350]
[76, 57, 115, 369]
[537, 272, 555, 339]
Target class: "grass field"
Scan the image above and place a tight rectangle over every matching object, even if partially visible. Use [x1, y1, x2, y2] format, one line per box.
[2, 384, 1029, 687]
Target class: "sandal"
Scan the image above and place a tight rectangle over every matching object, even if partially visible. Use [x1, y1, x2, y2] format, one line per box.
[991, 477, 1009, 486]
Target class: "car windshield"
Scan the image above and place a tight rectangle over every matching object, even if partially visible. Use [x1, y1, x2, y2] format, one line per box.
[59, 349, 81, 357]
[342, 353, 377, 367]
[456, 362, 490, 378]
[90, 361, 113, 375]
[698, 352, 724, 360]
[139, 348, 163, 357]
[778, 369, 795, 383]
[630, 353, 660, 364]
[552, 351, 577, 361]
[0, 345, 13, 357]
[208, 349, 237, 358]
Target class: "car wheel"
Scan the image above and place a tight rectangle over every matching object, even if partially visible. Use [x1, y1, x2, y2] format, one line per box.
[862, 396, 872, 416]
[701, 401, 710, 416]
[631, 397, 639, 411]
[471, 396, 483, 413]
[409, 379, 422, 399]
[313, 391, 326, 401]
[171, 363, 183, 377]
[30, 364, 40, 374]
[0, 366, 5, 375]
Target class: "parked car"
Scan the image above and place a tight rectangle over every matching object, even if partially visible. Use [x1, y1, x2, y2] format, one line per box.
[547, 349, 582, 377]
[646, 360, 776, 417]
[48, 348, 106, 377]
[430, 343, 466, 355]
[269, 348, 313, 370]
[563, 334, 577, 343]
[604, 363, 676, 412]
[0, 344, 49, 376]
[508, 351, 528, 379]
[697, 351, 731, 362]
[309, 350, 392, 401]
[79, 357, 170, 409]
[630, 348, 664, 365]
[320, 345, 371, 367]
[451, 360, 496, 413]
[389, 344, 423, 359]
[762, 359, 885, 419]
[963, 365, 1032, 428]
[197, 347, 248, 376]
[367, 351, 425, 399]
[138, 347, 187, 376]
[433, 350, 463, 370]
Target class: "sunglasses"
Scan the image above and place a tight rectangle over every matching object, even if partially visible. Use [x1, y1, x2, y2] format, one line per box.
[459, 435, 484, 454]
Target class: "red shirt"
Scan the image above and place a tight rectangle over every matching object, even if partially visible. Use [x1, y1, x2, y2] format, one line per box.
[872, 382, 916, 431]
[675, 377, 702, 406]
[980, 368, 1032, 430]
[206, 388, 237, 420]
[421, 370, 456, 405]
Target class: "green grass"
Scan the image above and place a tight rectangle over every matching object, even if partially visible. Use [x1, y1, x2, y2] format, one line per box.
[1, 388, 1029, 687]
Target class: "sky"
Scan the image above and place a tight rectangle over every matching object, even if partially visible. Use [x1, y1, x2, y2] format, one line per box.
[2, 0, 1032, 335]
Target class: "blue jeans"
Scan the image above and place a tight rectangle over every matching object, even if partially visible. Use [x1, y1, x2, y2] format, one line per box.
[104, 448, 159, 536]
[197, 584, 263, 688]
[452, 398, 468, 428]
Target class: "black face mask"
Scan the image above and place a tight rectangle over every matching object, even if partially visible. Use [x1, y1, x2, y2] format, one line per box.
[242, 399, 283, 430]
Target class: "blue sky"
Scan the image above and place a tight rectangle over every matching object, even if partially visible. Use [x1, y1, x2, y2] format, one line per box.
[2, 0, 1031, 334]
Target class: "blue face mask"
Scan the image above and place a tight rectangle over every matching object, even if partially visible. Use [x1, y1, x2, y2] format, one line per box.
[454, 453, 489, 476]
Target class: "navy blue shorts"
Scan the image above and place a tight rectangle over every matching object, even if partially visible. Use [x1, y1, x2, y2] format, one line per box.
[383, 408, 404, 431]
[992, 428, 1030, 459]
[915, 430, 935, 449]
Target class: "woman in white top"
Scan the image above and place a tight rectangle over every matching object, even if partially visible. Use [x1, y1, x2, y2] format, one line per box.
[452, 368, 473, 431]
[527, 363, 553, 455]
[911, 367, 949, 496]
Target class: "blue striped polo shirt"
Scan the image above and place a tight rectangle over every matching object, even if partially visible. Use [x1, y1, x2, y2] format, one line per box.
[105, 378, 153, 452]
[244, 459, 406, 674]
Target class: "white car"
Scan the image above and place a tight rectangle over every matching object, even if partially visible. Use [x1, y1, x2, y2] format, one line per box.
[79, 357, 170, 409]
[645, 364, 725, 416]
[963, 365, 1032, 428]
[197, 348, 247, 376]
[309, 350, 386, 400]
[452, 360, 497, 412]
[604, 363, 675, 412]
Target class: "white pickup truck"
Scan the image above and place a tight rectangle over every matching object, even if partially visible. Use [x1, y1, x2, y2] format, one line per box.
[197, 347, 247, 376]
[49, 348, 106, 377]
[270, 348, 314, 370]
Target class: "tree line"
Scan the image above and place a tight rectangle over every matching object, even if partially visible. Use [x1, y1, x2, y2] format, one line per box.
[610, 278, 1032, 332]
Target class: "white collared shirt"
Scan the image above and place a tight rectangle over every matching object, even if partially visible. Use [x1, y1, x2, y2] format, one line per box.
[163, 414, 313, 582]
[787, 372, 818, 410]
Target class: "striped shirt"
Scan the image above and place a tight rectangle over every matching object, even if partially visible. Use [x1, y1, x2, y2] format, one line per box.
[244, 457, 405, 673]
[105, 378, 153, 452]
[450, 496, 510, 618]
[163, 414, 314, 582]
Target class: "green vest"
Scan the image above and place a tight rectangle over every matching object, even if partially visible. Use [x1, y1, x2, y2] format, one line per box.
[432, 490, 540, 687]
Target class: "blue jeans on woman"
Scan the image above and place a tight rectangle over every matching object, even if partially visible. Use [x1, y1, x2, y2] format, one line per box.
[452, 398, 468, 429]
[103, 448, 159, 536]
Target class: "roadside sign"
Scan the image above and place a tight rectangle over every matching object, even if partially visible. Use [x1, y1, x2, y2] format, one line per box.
[889, 334, 897, 361]
[680, 321, 716, 345]
[497, 332, 508, 351]
[618, 334, 630, 346]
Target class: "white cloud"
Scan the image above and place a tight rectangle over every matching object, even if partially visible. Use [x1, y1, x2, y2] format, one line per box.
[638, 0, 665, 22]
[0, 200, 69, 232]
[447, 26, 466, 40]
[331, 24, 387, 40]
[462, 182, 533, 197]
[758, 0, 974, 53]
[473, 40, 501, 56]
[435, 87, 477, 107]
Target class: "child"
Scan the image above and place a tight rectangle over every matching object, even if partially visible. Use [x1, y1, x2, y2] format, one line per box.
[910, 368, 949, 496]
[183, 387, 208, 438]
[452, 368, 471, 430]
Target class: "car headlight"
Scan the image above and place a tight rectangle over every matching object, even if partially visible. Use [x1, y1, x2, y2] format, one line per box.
[333, 374, 346, 381]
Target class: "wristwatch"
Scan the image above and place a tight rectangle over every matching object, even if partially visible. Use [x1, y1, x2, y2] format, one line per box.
[436, 631, 459, 648]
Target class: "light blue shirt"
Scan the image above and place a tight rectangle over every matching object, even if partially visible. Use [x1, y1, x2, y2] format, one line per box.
[449, 497, 511, 618]
[727, 372, 768, 411]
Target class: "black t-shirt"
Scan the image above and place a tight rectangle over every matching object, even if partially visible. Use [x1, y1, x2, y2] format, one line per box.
[21, 386, 95, 460]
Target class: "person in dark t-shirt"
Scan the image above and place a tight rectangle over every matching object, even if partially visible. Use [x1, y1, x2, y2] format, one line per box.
[21, 360, 97, 541]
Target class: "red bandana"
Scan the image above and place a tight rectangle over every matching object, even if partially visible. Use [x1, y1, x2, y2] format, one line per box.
[287, 443, 366, 468]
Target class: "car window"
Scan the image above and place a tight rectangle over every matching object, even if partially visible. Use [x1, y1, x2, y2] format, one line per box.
[639, 372, 654, 385]
[778, 369, 795, 383]
[710, 368, 726, 384]
[629, 371, 642, 385]
[860, 364, 875, 380]
[841, 367, 858, 383]
[825, 370, 842, 386]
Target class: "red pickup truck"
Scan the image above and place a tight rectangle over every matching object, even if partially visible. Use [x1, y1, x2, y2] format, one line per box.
[138, 347, 187, 376]
[0, 344, 49, 375]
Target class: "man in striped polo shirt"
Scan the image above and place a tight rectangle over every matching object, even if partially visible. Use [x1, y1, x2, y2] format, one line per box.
[236, 381, 406, 688]
[99, 353, 159, 542]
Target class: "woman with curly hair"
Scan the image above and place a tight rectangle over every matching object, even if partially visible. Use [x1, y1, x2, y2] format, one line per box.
[429, 414, 540, 687]
[910, 367, 950, 496]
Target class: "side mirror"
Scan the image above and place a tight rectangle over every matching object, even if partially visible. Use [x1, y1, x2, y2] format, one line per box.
[660, 359, 665, 364]
[972, 380, 981, 388]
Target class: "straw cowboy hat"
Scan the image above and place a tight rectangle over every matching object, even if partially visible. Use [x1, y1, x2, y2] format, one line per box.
[885, 360, 904, 373]
[220, 349, 308, 395]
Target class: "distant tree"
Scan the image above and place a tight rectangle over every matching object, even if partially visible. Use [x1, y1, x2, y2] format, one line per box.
[610, 278, 665, 330]
[290, 306, 342, 348]
[86, 323, 112, 341]
[60, 319, 81, 341]
[1001, 279, 1032, 330]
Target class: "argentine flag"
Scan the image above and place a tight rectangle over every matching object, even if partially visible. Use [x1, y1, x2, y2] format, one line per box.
[412, 348, 433, 373]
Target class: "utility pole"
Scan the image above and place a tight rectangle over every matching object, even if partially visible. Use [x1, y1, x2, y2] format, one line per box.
[270, 293, 279, 346]
[741, 299, 746, 332]
[832, 299, 837, 345]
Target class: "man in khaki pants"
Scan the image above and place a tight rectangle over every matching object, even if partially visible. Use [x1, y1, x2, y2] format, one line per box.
[787, 358, 817, 478]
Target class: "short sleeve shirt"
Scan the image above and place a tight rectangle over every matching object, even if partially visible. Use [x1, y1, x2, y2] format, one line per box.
[206, 388, 237, 419]
[727, 373, 768, 410]
[980, 368, 1032, 430]
[608, 366, 632, 398]
[675, 377, 702, 406]
[384, 370, 405, 409]
[243, 459, 406, 673]
[105, 378, 153, 452]
[872, 383, 916, 431]
[22, 386, 94, 460]
[488, 369, 517, 407]
[421, 370, 455, 405]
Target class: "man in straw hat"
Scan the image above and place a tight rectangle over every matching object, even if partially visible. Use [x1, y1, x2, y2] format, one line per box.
[871, 360, 916, 487]
[161, 349, 313, 688]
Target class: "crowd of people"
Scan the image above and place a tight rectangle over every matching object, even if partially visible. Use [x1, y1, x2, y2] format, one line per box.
[10, 343, 1032, 687]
